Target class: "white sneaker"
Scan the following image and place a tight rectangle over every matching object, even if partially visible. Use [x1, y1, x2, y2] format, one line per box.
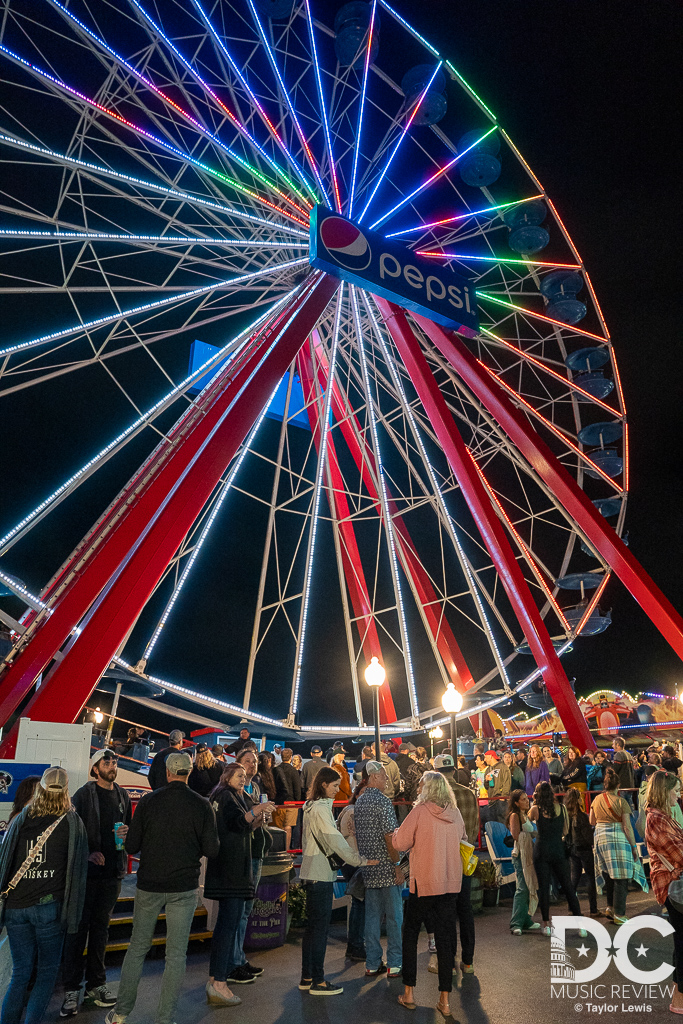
[427, 937, 436, 953]
[511, 927, 522, 936]
[542, 926, 554, 937]
[526, 923, 541, 931]
[59, 991, 79, 1017]
[104, 1012, 127, 1024]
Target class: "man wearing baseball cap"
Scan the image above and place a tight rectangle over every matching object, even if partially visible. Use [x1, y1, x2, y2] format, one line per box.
[105, 750, 219, 1024]
[60, 749, 132, 1016]
[301, 745, 326, 797]
[481, 749, 511, 824]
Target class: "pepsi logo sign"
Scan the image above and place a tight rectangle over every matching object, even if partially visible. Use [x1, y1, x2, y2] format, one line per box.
[310, 205, 479, 337]
[319, 215, 372, 271]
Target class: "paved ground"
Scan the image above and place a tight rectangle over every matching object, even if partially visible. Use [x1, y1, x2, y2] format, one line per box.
[46, 887, 676, 1024]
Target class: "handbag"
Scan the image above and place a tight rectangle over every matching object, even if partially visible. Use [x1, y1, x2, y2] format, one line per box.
[460, 841, 478, 876]
[312, 828, 344, 872]
[503, 832, 514, 848]
[0, 814, 66, 910]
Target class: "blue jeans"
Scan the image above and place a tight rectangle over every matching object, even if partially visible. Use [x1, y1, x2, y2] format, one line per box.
[233, 858, 262, 968]
[116, 888, 196, 1024]
[1, 899, 65, 1024]
[210, 897, 245, 982]
[364, 885, 403, 970]
[302, 881, 334, 984]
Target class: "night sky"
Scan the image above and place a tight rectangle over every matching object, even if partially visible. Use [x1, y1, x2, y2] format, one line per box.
[0, 1, 680, 738]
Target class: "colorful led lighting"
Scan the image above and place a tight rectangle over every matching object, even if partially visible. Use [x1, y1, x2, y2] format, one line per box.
[129, 0, 313, 207]
[245, 0, 329, 205]
[478, 291, 611, 344]
[290, 289, 344, 716]
[304, 0, 342, 213]
[0, 133, 308, 239]
[370, 126, 498, 230]
[0, 292, 296, 554]
[478, 331, 619, 416]
[348, 0, 378, 218]
[353, 288, 419, 717]
[144, 383, 279, 661]
[0, 228, 305, 247]
[443, 60, 497, 121]
[476, 356, 623, 491]
[364, 296, 513, 693]
[0, 258, 306, 359]
[384, 195, 545, 237]
[0, 44, 307, 228]
[48, 0, 309, 218]
[358, 62, 444, 224]
[416, 251, 581, 269]
[574, 573, 611, 635]
[378, 1, 439, 56]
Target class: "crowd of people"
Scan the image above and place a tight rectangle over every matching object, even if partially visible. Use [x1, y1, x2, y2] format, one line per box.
[0, 726, 681, 1021]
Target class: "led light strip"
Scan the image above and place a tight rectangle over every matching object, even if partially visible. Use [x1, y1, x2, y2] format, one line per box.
[0, 569, 47, 611]
[245, 0, 329, 205]
[0, 134, 309, 238]
[143, 383, 280, 661]
[348, 0, 378, 217]
[304, 0, 342, 213]
[357, 62, 444, 224]
[370, 126, 498, 230]
[352, 287, 419, 718]
[289, 290, 344, 716]
[574, 573, 611, 635]
[384, 195, 545, 237]
[364, 296, 513, 692]
[416, 251, 581, 269]
[478, 291, 610, 344]
[187, 0, 318, 203]
[0, 228, 306, 247]
[0, 257, 306, 358]
[0, 43, 308, 228]
[0, 291, 297, 553]
[47, 0, 310, 218]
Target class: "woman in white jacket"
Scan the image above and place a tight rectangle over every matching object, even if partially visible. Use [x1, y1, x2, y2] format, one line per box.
[299, 767, 378, 996]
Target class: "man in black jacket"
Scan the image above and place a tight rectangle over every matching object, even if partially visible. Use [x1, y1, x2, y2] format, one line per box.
[225, 727, 252, 756]
[147, 728, 184, 790]
[272, 748, 302, 849]
[61, 749, 132, 1017]
[105, 751, 219, 1024]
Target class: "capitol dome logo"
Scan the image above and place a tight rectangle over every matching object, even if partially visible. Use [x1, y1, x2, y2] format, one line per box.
[319, 215, 371, 271]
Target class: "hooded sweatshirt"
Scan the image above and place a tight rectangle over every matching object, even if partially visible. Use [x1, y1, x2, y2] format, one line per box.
[392, 801, 466, 897]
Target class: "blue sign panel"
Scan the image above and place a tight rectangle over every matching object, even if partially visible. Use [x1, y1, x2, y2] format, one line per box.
[187, 341, 311, 429]
[309, 206, 479, 336]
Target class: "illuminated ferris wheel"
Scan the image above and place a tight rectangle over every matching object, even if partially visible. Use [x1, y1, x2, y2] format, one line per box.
[0, 0, 679, 753]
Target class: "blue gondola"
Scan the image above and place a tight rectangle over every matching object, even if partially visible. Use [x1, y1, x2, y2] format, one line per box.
[574, 371, 614, 400]
[503, 199, 549, 253]
[593, 496, 622, 517]
[578, 420, 623, 447]
[335, 3, 380, 68]
[457, 129, 500, 185]
[402, 65, 447, 126]
[540, 270, 587, 325]
[564, 604, 612, 635]
[585, 448, 622, 478]
[565, 346, 609, 372]
[555, 572, 605, 590]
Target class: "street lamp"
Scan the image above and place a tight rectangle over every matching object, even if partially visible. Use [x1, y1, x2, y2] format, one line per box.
[428, 725, 443, 759]
[441, 683, 463, 760]
[364, 656, 386, 761]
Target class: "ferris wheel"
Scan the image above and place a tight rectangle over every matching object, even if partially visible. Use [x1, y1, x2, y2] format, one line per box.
[0, 0, 680, 754]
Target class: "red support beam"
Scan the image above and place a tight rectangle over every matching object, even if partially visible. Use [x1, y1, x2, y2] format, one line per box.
[0, 275, 338, 754]
[296, 342, 396, 723]
[377, 298, 595, 752]
[310, 339, 477, 698]
[411, 311, 683, 661]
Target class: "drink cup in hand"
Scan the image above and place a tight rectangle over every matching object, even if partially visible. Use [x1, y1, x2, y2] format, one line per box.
[260, 794, 272, 824]
[114, 822, 125, 851]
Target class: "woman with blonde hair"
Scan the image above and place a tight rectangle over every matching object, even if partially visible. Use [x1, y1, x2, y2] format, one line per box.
[590, 767, 645, 925]
[0, 767, 88, 1024]
[393, 771, 466, 1017]
[525, 744, 550, 796]
[645, 771, 683, 1014]
[189, 744, 223, 798]
[330, 752, 352, 802]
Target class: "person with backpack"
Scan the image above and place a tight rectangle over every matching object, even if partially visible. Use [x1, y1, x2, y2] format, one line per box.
[564, 788, 599, 918]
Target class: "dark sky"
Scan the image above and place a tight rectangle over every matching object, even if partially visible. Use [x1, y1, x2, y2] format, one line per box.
[0, 1, 680, 737]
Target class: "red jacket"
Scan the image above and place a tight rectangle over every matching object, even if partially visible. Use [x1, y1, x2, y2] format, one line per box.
[645, 807, 683, 906]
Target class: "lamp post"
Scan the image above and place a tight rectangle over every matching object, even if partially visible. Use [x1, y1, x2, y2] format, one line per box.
[442, 682, 463, 760]
[428, 725, 443, 760]
[364, 656, 386, 761]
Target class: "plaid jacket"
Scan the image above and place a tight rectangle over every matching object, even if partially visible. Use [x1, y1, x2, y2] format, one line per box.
[594, 822, 648, 892]
[645, 808, 683, 906]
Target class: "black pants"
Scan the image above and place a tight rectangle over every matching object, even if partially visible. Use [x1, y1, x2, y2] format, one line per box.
[301, 881, 333, 984]
[603, 870, 628, 917]
[62, 875, 121, 990]
[667, 898, 683, 994]
[570, 848, 598, 914]
[402, 890, 458, 993]
[535, 848, 581, 922]
[425, 875, 475, 965]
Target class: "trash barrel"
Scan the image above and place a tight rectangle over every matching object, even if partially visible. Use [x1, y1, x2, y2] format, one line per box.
[244, 851, 294, 950]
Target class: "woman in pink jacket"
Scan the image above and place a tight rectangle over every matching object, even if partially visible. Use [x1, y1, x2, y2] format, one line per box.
[393, 771, 466, 1018]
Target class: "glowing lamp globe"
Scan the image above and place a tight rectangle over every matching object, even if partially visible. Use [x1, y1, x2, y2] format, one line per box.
[364, 656, 386, 688]
[441, 683, 463, 715]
